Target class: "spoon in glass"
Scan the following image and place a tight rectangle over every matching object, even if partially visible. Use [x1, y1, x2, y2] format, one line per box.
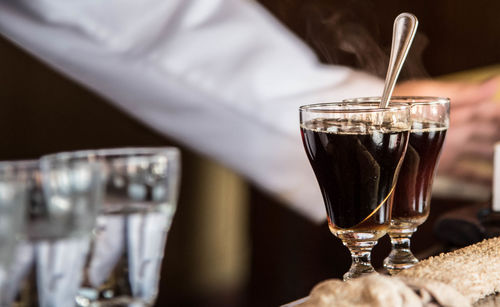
[379, 13, 419, 108]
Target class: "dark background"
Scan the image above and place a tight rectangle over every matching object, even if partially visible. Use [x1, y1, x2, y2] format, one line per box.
[259, 0, 500, 77]
[1, 1, 499, 306]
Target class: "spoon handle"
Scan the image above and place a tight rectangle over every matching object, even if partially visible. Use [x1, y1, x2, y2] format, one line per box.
[379, 13, 418, 108]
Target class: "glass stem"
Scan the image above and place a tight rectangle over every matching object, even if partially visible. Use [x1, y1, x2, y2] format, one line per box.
[384, 227, 418, 274]
[350, 244, 373, 266]
[390, 232, 413, 252]
[343, 241, 376, 281]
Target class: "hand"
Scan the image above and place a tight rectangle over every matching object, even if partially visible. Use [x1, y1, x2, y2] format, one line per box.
[394, 77, 500, 184]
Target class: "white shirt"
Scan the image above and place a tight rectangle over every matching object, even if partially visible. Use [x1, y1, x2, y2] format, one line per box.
[0, 0, 383, 222]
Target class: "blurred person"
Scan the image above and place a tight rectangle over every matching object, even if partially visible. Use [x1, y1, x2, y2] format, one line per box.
[0, 0, 498, 222]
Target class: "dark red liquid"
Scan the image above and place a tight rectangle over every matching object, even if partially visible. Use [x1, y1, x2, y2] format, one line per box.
[392, 123, 447, 224]
[301, 120, 409, 230]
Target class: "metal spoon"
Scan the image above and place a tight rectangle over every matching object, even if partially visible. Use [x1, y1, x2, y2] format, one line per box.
[379, 13, 419, 108]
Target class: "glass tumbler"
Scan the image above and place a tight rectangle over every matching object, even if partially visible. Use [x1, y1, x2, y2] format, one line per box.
[0, 154, 104, 307]
[0, 161, 29, 301]
[74, 147, 181, 307]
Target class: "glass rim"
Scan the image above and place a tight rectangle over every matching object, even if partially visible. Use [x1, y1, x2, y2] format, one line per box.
[343, 96, 450, 107]
[0, 159, 39, 172]
[40, 146, 180, 162]
[299, 101, 410, 114]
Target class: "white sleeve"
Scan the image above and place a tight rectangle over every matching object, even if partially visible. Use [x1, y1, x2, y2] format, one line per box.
[0, 0, 384, 222]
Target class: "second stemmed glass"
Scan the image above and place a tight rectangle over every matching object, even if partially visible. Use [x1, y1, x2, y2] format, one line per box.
[345, 96, 450, 273]
[300, 102, 411, 280]
[384, 97, 449, 273]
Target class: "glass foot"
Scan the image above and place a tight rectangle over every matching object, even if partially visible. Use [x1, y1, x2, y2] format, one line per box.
[343, 260, 375, 281]
[383, 228, 418, 274]
[383, 246, 418, 274]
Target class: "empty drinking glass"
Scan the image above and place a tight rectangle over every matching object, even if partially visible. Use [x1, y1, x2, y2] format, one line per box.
[74, 147, 181, 306]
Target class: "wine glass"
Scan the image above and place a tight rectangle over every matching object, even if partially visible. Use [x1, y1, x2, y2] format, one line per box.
[300, 101, 411, 280]
[72, 147, 181, 307]
[344, 97, 449, 273]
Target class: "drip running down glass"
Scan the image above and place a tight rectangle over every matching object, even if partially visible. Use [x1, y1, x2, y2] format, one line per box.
[345, 97, 449, 274]
[300, 102, 411, 280]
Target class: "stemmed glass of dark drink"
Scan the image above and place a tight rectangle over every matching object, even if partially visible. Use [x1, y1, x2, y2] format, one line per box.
[385, 97, 449, 273]
[300, 102, 411, 280]
[345, 97, 449, 274]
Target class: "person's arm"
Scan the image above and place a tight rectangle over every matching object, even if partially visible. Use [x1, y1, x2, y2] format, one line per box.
[0, 0, 384, 222]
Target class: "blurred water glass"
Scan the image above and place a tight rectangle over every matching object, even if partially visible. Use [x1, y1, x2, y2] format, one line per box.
[75, 147, 181, 307]
[0, 153, 103, 307]
[0, 161, 30, 299]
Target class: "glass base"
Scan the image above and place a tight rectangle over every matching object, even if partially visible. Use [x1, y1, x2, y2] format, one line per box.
[75, 293, 149, 307]
[343, 260, 376, 281]
[383, 227, 418, 275]
[383, 247, 418, 274]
